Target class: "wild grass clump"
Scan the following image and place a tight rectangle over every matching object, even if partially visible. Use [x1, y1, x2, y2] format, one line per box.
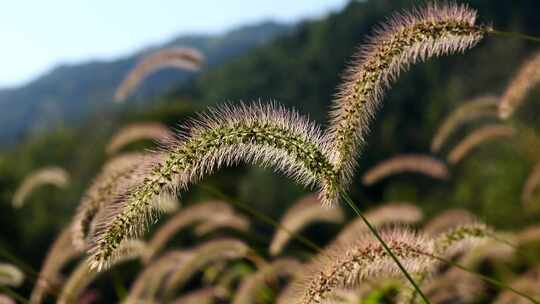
[142, 201, 245, 263]
[447, 124, 515, 164]
[269, 194, 344, 256]
[327, 2, 488, 186]
[499, 50, 540, 119]
[115, 47, 204, 102]
[30, 227, 81, 304]
[362, 154, 449, 186]
[12, 2, 540, 303]
[88, 103, 340, 269]
[57, 240, 145, 304]
[431, 95, 499, 153]
[106, 122, 174, 155]
[297, 228, 434, 304]
[71, 153, 150, 250]
[0, 263, 24, 287]
[233, 258, 301, 304]
[12, 166, 70, 208]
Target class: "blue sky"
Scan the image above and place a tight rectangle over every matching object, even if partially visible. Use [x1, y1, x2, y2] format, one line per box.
[0, 0, 348, 88]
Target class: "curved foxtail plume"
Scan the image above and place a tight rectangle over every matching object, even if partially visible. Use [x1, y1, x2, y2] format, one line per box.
[106, 122, 175, 155]
[216, 264, 253, 298]
[521, 163, 540, 208]
[398, 223, 490, 303]
[0, 263, 24, 287]
[459, 236, 515, 272]
[423, 208, 477, 236]
[142, 201, 239, 263]
[327, 2, 488, 185]
[269, 194, 345, 256]
[447, 124, 515, 164]
[499, 50, 540, 120]
[57, 240, 145, 304]
[432, 223, 491, 257]
[332, 202, 423, 246]
[277, 278, 397, 304]
[12, 166, 70, 208]
[124, 250, 191, 304]
[422, 268, 485, 304]
[193, 212, 250, 236]
[114, 47, 203, 102]
[31, 228, 81, 304]
[71, 153, 149, 250]
[362, 154, 449, 186]
[162, 239, 251, 300]
[88, 103, 339, 269]
[296, 228, 434, 304]
[232, 258, 302, 304]
[431, 95, 499, 153]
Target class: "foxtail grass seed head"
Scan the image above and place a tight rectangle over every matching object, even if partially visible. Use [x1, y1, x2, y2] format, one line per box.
[458, 237, 515, 272]
[333, 202, 423, 247]
[423, 268, 485, 304]
[423, 208, 477, 236]
[215, 264, 253, 298]
[123, 250, 191, 304]
[298, 228, 434, 304]
[396, 223, 489, 304]
[57, 240, 145, 304]
[233, 259, 302, 304]
[115, 47, 204, 102]
[12, 166, 70, 208]
[71, 152, 150, 250]
[270, 194, 344, 256]
[193, 212, 250, 236]
[362, 154, 449, 186]
[30, 227, 82, 304]
[447, 124, 515, 164]
[142, 201, 238, 263]
[432, 223, 491, 257]
[499, 50, 540, 119]
[431, 95, 499, 153]
[0, 263, 24, 287]
[162, 239, 251, 299]
[106, 122, 175, 155]
[327, 2, 488, 185]
[89, 103, 339, 269]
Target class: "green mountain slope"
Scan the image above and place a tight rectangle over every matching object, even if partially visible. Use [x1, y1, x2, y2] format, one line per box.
[0, 21, 291, 145]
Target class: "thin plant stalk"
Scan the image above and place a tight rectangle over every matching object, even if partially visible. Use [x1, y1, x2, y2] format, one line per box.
[340, 191, 430, 304]
[490, 30, 540, 44]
